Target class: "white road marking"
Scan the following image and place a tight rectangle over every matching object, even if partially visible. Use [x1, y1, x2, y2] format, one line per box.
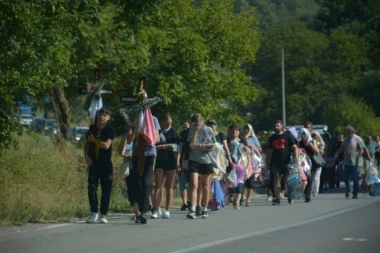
[169, 198, 380, 253]
[342, 238, 368, 242]
[34, 224, 72, 231]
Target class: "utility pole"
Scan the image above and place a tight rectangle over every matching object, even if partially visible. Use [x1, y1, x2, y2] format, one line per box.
[281, 48, 286, 127]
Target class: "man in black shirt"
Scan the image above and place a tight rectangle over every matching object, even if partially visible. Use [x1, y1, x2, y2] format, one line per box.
[84, 107, 114, 223]
[266, 120, 298, 205]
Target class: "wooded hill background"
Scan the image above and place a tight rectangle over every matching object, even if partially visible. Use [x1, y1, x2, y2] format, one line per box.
[1, 0, 380, 154]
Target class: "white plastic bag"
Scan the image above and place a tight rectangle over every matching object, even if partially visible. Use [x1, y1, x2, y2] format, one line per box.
[226, 168, 237, 188]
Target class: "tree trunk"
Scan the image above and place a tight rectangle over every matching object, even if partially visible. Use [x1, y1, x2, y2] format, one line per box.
[53, 86, 71, 139]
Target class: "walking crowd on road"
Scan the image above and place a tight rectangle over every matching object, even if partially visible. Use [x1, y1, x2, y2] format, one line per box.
[83, 106, 380, 224]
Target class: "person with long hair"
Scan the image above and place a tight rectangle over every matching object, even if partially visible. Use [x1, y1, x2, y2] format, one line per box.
[227, 124, 251, 209]
[186, 113, 216, 219]
[240, 123, 262, 206]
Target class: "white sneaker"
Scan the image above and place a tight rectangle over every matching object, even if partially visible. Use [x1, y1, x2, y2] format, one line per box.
[162, 210, 170, 218]
[86, 213, 98, 223]
[151, 210, 159, 219]
[100, 214, 108, 224]
[267, 196, 273, 201]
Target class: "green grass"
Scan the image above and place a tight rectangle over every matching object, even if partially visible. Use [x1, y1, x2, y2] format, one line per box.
[0, 135, 131, 225]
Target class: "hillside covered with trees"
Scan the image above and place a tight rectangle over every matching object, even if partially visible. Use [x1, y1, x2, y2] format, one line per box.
[1, 0, 380, 154]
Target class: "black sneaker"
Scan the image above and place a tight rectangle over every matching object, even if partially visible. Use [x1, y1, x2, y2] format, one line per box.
[202, 211, 209, 219]
[305, 197, 311, 203]
[352, 195, 358, 199]
[180, 203, 188, 211]
[272, 199, 281, 206]
[196, 205, 202, 216]
[135, 215, 147, 224]
[187, 211, 196, 219]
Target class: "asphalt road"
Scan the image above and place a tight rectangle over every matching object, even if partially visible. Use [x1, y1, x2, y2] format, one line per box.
[1, 188, 379, 253]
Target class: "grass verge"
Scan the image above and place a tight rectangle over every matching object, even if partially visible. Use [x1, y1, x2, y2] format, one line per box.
[0, 135, 131, 225]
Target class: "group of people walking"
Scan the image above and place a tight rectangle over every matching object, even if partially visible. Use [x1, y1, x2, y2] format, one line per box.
[82, 108, 378, 224]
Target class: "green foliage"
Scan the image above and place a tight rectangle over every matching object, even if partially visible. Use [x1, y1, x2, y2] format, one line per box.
[323, 95, 377, 136]
[0, 135, 131, 225]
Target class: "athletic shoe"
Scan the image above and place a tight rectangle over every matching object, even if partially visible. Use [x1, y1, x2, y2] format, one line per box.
[202, 211, 209, 219]
[135, 215, 147, 224]
[162, 210, 170, 218]
[187, 211, 196, 219]
[288, 198, 294, 204]
[100, 214, 108, 224]
[158, 208, 162, 217]
[304, 197, 311, 203]
[180, 203, 188, 211]
[86, 213, 98, 223]
[267, 196, 273, 201]
[345, 192, 350, 199]
[196, 205, 202, 216]
[151, 209, 159, 219]
[272, 199, 281, 206]
[352, 195, 358, 199]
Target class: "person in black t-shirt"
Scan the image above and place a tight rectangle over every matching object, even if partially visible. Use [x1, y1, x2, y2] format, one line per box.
[266, 120, 298, 205]
[151, 114, 180, 218]
[84, 108, 114, 224]
[178, 114, 194, 211]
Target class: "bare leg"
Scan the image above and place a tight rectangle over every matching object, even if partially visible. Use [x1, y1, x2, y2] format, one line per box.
[197, 176, 203, 206]
[200, 174, 211, 209]
[234, 193, 242, 208]
[153, 169, 165, 210]
[241, 185, 246, 201]
[189, 173, 199, 211]
[246, 189, 253, 205]
[164, 170, 176, 210]
[180, 189, 187, 204]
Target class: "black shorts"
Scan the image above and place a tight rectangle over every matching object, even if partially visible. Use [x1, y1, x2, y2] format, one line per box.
[154, 159, 176, 171]
[270, 164, 289, 177]
[245, 174, 255, 189]
[188, 160, 214, 175]
[230, 183, 244, 194]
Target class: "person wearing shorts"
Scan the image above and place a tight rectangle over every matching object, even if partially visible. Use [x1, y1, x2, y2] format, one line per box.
[266, 120, 298, 205]
[151, 114, 179, 219]
[186, 113, 216, 219]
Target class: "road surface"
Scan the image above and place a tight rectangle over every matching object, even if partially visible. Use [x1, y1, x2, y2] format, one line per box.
[1, 188, 379, 253]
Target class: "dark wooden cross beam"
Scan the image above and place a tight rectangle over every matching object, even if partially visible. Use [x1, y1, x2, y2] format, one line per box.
[78, 69, 115, 95]
[138, 77, 147, 176]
